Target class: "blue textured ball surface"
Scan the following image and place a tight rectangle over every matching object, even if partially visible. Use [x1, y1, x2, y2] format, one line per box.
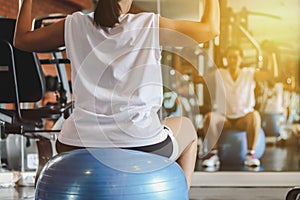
[35, 148, 188, 200]
[262, 113, 286, 136]
[218, 129, 266, 165]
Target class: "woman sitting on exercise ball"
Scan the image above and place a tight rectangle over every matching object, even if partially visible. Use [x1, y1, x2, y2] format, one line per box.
[14, 0, 220, 189]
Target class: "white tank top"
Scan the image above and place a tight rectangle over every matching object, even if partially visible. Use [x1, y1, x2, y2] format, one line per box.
[59, 12, 167, 147]
[215, 67, 256, 119]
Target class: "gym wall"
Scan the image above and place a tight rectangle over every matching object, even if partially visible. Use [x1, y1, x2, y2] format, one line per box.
[0, 0, 93, 19]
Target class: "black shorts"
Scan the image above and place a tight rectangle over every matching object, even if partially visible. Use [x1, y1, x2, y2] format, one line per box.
[125, 135, 173, 158]
[56, 127, 176, 159]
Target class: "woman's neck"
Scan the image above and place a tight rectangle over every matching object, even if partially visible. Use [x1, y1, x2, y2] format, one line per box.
[229, 66, 240, 81]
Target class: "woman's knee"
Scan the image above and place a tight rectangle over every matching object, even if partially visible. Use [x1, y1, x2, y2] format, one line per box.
[181, 116, 197, 138]
[253, 110, 261, 122]
[246, 110, 261, 125]
[164, 116, 197, 141]
[172, 117, 197, 157]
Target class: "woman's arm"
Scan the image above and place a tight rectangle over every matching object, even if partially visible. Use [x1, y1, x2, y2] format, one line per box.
[14, 0, 65, 52]
[159, 0, 220, 46]
[255, 53, 279, 82]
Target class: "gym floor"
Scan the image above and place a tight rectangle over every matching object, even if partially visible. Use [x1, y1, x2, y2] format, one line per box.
[0, 138, 299, 200]
[196, 139, 300, 172]
[0, 185, 294, 200]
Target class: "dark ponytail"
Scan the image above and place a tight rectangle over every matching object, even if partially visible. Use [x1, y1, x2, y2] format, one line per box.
[94, 0, 121, 28]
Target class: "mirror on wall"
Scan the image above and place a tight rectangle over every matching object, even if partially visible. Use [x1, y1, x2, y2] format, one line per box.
[135, 0, 300, 173]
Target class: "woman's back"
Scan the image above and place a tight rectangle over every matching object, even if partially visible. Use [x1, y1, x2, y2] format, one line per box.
[59, 12, 167, 148]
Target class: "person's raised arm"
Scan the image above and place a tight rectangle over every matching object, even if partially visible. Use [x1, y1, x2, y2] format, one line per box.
[14, 0, 65, 52]
[159, 0, 220, 46]
[255, 53, 279, 82]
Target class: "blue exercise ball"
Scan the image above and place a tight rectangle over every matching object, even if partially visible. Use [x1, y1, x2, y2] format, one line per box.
[35, 148, 188, 200]
[261, 113, 286, 136]
[218, 129, 266, 165]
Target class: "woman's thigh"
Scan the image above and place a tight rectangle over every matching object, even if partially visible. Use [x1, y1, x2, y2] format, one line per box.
[233, 111, 261, 130]
[162, 116, 197, 160]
